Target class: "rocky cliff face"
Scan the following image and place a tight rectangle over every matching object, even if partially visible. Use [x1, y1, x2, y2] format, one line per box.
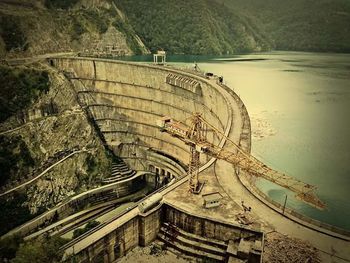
[0, 0, 149, 58]
[0, 63, 112, 232]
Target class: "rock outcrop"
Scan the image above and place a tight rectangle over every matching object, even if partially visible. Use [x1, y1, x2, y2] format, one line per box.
[0, 63, 112, 230]
[0, 0, 148, 58]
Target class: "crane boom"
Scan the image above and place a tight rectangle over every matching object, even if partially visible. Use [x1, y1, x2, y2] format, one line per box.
[157, 114, 326, 210]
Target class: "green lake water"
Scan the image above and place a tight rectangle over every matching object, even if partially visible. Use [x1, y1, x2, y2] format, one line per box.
[119, 52, 350, 231]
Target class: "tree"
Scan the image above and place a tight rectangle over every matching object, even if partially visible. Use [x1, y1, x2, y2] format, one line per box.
[11, 237, 67, 263]
[72, 220, 100, 239]
[0, 235, 22, 262]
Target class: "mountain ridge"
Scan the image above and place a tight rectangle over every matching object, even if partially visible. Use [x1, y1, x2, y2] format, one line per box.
[0, 0, 349, 56]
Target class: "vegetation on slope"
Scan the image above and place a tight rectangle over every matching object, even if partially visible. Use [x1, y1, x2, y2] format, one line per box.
[0, 235, 22, 261]
[0, 235, 67, 262]
[223, 0, 350, 53]
[1, 0, 349, 55]
[0, 2, 141, 57]
[68, 7, 117, 41]
[0, 65, 49, 123]
[117, 0, 350, 54]
[0, 193, 38, 236]
[72, 220, 100, 239]
[44, 0, 79, 10]
[112, 16, 144, 55]
[81, 8, 110, 34]
[10, 236, 67, 263]
[0, 135, 35, 187]
[0, 118, 41, 236]
[0, 14, 27, 52]
[117, 0, 271, 54]
[0, 62, 114, 235]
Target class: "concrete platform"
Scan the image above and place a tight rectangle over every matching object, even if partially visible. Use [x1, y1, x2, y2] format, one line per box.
[164, 166, 262, 232]
[164, 160, 350, 263]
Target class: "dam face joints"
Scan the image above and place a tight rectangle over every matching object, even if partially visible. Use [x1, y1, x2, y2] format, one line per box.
[49, 56, 249, 262]
[47, 57, 349, 263]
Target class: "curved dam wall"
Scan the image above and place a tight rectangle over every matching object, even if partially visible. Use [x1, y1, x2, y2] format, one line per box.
[49, 57, 350, 248]
[51, 57, 232, 178]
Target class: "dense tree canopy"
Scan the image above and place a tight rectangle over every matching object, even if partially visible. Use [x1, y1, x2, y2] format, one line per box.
[11, 237, 67, 263]
[222, 0, 350, 52]
[0, 15, 27, 52]
[116, 0, 350, 54]
[117, 0, 271, 55]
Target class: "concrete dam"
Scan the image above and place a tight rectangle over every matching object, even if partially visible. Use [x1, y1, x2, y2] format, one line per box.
[38, 57, 349, 262]
[51, 57, 239, 178]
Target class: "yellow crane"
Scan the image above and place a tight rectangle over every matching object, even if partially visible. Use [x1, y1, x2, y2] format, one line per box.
[157, 113, 326, 210]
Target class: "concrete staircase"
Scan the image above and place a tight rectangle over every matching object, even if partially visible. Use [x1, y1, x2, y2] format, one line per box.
[157, 222, 227, 262]
[102, 158, 136, 184]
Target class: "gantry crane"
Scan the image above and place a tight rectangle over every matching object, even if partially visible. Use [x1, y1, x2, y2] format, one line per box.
[157, 113, 326, 210]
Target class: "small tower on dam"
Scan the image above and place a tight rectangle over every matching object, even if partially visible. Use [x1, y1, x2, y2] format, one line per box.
[153, 50, 166, 65]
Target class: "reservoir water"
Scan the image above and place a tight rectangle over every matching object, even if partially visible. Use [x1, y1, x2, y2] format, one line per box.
[121, 52, 350, 231]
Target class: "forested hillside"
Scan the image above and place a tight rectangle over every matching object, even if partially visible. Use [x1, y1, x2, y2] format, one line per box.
[117, 0, 272, 54]
[1, 0, 349, 56]
[223, 0, 350, 52]
[117, 0, 350, 54]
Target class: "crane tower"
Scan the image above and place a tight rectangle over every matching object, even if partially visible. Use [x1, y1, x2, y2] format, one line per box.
[157, 113, 326, 210]
[186, 113, 207, 193]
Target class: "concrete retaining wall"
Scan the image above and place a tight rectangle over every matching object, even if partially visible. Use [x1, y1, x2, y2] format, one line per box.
[79, 217, 140, 263]
[68, 201, 263, 263]
[164, 203, 262, 242]
[73, 205, 162, 263]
